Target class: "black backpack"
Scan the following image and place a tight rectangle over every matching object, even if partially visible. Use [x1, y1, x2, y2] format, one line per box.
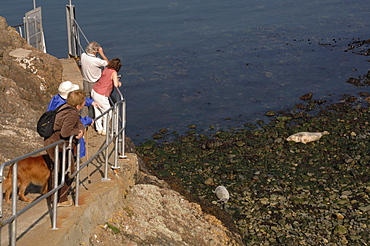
[37, 104, 73, 139]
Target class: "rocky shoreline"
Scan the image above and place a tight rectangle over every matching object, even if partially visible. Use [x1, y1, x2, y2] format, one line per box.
[138, 90, 370, 245]
[1, 14, 370, 245]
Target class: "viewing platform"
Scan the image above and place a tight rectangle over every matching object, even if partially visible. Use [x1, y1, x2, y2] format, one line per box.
[1, 58, 136, 246]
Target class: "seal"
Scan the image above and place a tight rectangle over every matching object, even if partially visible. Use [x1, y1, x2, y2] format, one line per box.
[213, 185, 230, 203]
[286, 131, 329, 144]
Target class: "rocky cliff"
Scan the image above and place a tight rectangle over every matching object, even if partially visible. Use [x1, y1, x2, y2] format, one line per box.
[0, 16, 243, 245]
[0, 16, 62, 162]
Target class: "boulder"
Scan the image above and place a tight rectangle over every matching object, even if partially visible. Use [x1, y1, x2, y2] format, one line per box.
[0, 16, 62, 111]
[0, 16, 63, 162]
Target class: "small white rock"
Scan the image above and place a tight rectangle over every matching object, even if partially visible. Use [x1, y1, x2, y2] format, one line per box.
[213, 185, 230, 203]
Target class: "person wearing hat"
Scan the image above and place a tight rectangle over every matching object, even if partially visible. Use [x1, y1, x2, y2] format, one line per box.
[44, 89, 86, 207]
[47, 81, 100, 158]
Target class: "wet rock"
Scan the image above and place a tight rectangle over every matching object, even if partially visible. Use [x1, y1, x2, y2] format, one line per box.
[333, 213, 345, 219]
[299, 92, 313, 100]
[358, 205, 370, 212]
[334, 225, 348, 235]
[265, 111, 276, 116]
[204, 177, 214, 185]
[201, 139, 224, 149]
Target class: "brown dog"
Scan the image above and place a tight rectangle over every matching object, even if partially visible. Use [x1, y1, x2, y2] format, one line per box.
[3, 155, 50, 203]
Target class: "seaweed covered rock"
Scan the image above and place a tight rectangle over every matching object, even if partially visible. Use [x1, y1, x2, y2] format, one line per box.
[137, 96, 370, 245]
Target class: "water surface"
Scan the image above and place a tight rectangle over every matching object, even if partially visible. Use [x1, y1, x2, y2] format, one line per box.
[2, 0, 370, 143]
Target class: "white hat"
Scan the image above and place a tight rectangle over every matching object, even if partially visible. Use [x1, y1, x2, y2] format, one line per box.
[58, 81, 80, 99]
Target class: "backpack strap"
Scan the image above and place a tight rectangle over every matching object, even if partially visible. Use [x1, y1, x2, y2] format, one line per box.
[52, 106, 77, 135]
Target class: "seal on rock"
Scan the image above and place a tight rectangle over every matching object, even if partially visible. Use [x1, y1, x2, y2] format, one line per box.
[286, 131, 329, 144]
[213, 185, 230, 203]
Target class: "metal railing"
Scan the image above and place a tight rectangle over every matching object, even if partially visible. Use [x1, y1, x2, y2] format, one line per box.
[11, 24, 24, 39]
[11, 6, 47, 53]
[66, 1, 89, 58]
[0, 88, 126, 245]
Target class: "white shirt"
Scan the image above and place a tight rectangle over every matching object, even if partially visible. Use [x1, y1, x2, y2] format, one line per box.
[80, 52, 108, 83]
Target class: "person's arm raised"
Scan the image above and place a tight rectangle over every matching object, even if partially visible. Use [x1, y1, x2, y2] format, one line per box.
[98, 47, 109, 62]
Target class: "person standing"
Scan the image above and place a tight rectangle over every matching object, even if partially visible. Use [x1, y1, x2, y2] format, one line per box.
[47, 81, 100, 159]
[80, 41, 109, 118]
[44, 90, 85, 207]
[91, 58, 122, 135]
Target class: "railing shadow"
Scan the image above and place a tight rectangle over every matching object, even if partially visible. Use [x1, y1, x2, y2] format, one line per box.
[0, 89, 126, 245]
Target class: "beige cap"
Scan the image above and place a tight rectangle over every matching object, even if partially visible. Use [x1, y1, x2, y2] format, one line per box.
[58, 81, 80, 99]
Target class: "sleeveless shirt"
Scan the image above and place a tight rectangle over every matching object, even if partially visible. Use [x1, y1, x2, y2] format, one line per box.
[92, 68, 115, 97]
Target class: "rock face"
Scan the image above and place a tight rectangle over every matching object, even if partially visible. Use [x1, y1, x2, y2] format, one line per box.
[0, 16, 62, 111]
[90, 184, 243, 245]
[0, 16, 63, 163]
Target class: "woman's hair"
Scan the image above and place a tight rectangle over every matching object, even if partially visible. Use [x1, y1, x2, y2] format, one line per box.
[85, 41, 100, 53]
[107, 58, 122, 72]
[67, 89, 86, 107]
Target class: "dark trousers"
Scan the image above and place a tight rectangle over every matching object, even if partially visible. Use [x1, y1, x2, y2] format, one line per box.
[44, 152, 74, 203]
[82, 80, 95, 119]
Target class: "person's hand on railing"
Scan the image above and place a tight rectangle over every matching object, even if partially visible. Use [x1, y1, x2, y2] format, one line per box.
[76, 130, 84, 139]
[91, 101, 102, 108]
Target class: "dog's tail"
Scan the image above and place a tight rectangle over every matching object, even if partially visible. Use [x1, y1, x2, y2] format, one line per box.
[3, 167, 12, 186]
[3, 167, 13, 202]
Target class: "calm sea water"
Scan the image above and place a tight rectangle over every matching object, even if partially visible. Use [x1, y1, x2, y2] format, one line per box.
[3, 0, 370, 144]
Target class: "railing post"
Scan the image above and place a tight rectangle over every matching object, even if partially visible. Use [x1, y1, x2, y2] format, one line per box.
[51, 145, 60, 230]
[66, 2, 79, 58]
[112, 104, 120, 170]
[9, 163, 18, 246]
[101, 111, 111, 182]
[119, 100, 127, 159]
[75, 138, 81, 206]
[0, 164, 4, 218]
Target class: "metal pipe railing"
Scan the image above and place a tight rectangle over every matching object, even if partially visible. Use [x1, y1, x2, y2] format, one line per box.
[66, 2, 90, 58]
[72, 19, 90, 54]
[0, 94, 126, 245]
[0, 139, 68, 245]
[109, 87, 127, 160]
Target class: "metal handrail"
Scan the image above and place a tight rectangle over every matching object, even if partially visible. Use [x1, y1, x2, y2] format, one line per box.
[66, 2, 90, 58]
[11, 24, 24, 38]
[0, 94, 126, 245]
[72, 19, 89, 55]
[0, 139, 69, 245]
[110, 87, 127, 160]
